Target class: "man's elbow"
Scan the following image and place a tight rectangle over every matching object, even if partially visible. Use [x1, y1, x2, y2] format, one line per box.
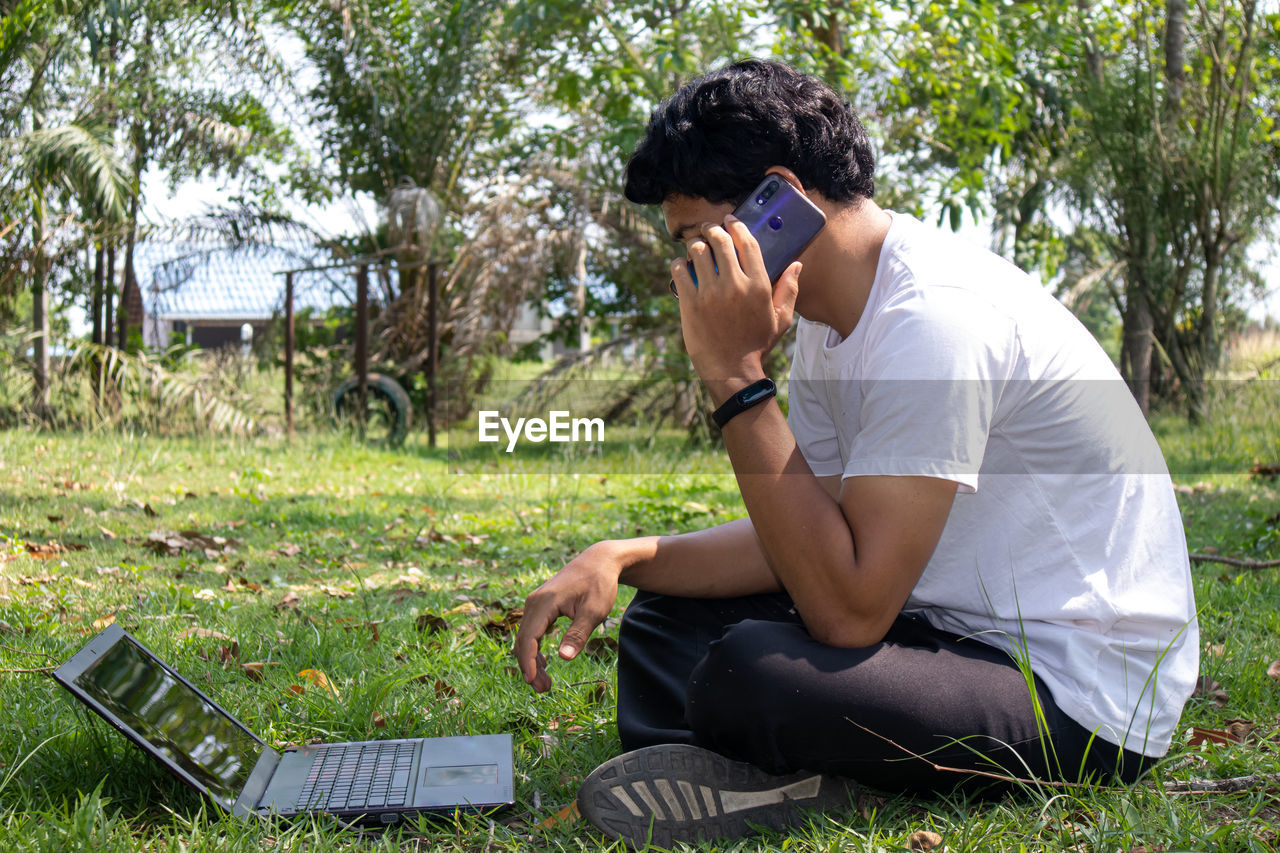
[805, 614, 891, 649]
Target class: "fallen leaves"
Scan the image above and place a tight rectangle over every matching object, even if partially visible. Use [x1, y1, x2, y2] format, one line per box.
[581, 636, 619, 660]
[23, 541, 87, 559]
[415, 612, 449, 634]
[144, 529, 241, 558]
[1192, 676, 1229, 707]
[241, 661, 282, 681]
[222, 576, 263, 594]
[1188, 720, 1256, 747]
[907, 829, 943, 851]
[297, 668, 340, 698]
[482, 607, 523, 637]
[176, 627, 234, 643]
[1248, 462, 1280, 479]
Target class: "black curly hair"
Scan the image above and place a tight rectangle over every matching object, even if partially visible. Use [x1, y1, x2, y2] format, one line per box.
[623, 58, 876, 207]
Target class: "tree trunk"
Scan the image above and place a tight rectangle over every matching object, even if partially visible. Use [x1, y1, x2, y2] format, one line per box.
[104, 242, 115, 342]
[32, 247, 51, 418]
[575, 239, 589, 353]
[118, 190, 139, 350]
[1164, 0, 1188, 110]
[1199, 244, 1221, 371]
[91, 241, 105, 345]
[1121, 287, 1154, 416]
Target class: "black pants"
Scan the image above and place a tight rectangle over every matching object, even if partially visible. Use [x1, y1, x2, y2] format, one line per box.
[616, 591, 1154, 795]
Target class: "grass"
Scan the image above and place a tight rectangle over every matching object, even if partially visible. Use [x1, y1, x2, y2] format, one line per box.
[1, 381, 1279, 851]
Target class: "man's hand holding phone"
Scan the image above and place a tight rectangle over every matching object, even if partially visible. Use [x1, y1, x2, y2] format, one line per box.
[671, 216, 800, 397]
[670, 174, 824, 399]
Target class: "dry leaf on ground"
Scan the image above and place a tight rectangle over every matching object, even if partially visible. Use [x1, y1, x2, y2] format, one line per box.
[582, 636, 619, 660]
[1191, 676, 1229, 707]
[242, 661, 282, 681]
[176, 627, 235, 642]
[145, 530, 240, 557]
[415, 612, 449, 633]
[908, 829, 943, 851]
[297, 668, 340, 698]
[25, 541, 87, 559]
[482, 607, 523, 636]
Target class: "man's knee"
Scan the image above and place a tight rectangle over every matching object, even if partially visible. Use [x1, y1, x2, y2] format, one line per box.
[686, 620, 795, 732]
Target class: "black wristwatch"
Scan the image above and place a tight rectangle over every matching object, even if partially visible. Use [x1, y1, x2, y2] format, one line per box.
[712, 378, 777, 428]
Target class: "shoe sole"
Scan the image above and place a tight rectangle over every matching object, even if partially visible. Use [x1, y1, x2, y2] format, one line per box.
[577, 744, 854, 848]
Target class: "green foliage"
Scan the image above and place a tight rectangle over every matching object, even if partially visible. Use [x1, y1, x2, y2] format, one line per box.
[0, 336, 269, 434]
[279, 0, 521, 207]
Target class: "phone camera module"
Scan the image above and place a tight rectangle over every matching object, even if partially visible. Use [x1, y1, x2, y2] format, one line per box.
[768, 215, 783, 231]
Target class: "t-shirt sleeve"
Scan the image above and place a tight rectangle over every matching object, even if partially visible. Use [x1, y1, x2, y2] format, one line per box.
[786, 322, 843, 477]
[843, 289, 1018, 493]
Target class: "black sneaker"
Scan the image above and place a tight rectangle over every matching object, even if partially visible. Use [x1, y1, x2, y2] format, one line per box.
[577, 744, 856, 848]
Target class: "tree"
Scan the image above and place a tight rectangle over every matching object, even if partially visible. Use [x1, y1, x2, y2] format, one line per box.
[771, 0, 1280, 418]
[1069, 0, 1280, 416]
[1, 0, 129, 413]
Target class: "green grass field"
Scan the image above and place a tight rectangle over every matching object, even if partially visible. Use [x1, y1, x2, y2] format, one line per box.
[1, 388, 1279, 851]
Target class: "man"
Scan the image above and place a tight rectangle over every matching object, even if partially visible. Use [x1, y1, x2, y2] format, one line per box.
[514, 59, 1198, 848]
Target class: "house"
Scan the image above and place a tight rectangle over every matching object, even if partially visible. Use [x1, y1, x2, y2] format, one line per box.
[130, 243, 354, 349]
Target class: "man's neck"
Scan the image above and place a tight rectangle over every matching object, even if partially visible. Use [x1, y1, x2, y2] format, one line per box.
[795, 199, 892, 339]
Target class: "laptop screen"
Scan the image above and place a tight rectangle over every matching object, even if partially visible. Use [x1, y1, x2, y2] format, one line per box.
[71, 633, 263, 807]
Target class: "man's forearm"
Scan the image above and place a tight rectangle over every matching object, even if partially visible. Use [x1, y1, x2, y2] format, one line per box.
[610, 517, 783, 598]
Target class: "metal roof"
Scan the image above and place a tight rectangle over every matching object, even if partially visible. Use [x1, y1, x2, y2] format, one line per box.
[133, 243, 372, 321]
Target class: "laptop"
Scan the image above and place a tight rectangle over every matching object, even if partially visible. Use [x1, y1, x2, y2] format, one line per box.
[54, 624, 514, 827]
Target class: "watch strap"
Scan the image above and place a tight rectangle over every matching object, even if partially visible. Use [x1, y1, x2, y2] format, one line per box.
[712, 378, 777, 428]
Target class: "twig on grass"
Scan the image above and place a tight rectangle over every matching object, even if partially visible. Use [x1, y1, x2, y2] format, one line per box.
[1161, 773, 1280, 794]
[848, 716, 1280, 797]
[0, 643, 60, 663]
[1189, 554, 1280, 569]
[844, 717, 1090, 790]
[0, 643, 60, 675]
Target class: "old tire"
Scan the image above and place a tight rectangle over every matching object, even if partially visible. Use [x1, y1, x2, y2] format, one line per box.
[331, 372, 411, 447]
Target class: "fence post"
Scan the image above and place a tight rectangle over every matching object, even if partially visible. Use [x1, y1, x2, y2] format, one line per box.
[427, 262, 438, 448]
[355, 264, 369, 439]
[284, 271, 295, 439]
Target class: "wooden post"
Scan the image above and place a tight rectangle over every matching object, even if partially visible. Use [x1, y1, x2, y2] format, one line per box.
[426, 262, 438, 448]
[355, 264, 369, 438]
[284, 271, 295, 439]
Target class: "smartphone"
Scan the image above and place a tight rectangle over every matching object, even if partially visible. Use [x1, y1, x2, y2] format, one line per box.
[669, 175, 827, 297]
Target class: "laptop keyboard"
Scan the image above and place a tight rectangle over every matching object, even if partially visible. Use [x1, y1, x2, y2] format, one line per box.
[297, 742, 416, 811]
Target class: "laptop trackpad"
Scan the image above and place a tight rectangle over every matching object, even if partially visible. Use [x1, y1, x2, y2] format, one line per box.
[422, 763, 498, 787]
[412, 734, 512, 809]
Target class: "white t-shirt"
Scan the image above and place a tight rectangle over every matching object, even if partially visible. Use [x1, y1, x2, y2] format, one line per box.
[787, 213, 1198, 757]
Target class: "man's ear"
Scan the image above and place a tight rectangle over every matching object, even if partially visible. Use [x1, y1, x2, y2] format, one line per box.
[764, 165, 807, 195]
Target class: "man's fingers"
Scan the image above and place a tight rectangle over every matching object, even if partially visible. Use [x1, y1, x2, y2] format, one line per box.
[671, 257, 698, 300]
[530, 652, 551, 693]
[774, 261, 802, 321]
[514, 603, 558, 684]
[723, 215, 767, 283]
[558, 612, 602, 660]
[701, 221, 740, 280]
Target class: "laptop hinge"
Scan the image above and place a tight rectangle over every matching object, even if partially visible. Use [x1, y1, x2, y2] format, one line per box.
[232, 748, 281, 818]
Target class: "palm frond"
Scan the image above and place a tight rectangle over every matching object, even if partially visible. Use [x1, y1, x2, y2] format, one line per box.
[18, 120, 132, 219]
